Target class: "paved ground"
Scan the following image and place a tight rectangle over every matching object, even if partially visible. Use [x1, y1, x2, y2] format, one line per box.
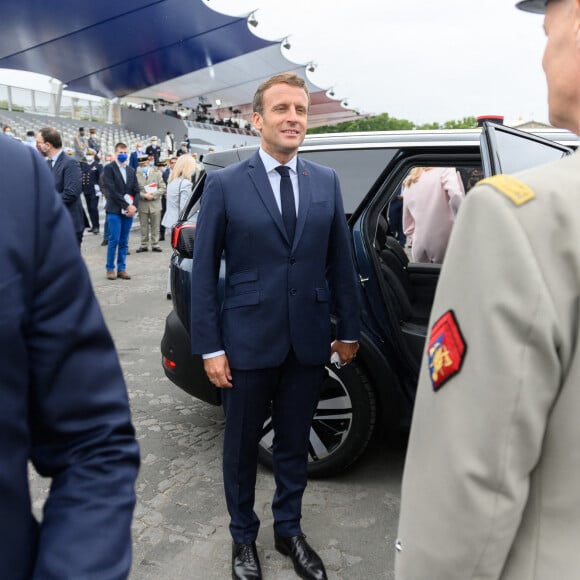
[30, 222, 407, 580]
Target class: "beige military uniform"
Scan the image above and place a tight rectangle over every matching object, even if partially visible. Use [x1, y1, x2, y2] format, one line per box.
[136, 167, 166, 249]
[396, 150, 580, 580]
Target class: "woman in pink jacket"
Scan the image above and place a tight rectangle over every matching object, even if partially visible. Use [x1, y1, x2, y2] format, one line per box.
[402, 166, 465, 263]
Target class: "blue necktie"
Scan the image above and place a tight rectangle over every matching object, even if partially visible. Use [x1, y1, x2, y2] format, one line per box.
[275, 165, 296, 243]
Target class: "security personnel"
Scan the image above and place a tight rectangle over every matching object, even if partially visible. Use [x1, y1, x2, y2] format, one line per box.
[396, 1, 580, 579]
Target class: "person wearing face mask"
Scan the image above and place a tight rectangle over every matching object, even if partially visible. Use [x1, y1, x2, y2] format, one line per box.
[135, 154, 165, 253]
[103, 142, 139, 280]
[36, 126, 84, 245]
[145, 136, 161, 164]
[24, 130, 37, 148]
[81, 149, 103, 235]
[2, 125, 14, 139]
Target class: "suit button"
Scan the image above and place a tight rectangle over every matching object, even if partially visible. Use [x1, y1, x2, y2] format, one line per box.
[289, 258, 296, 265]
[289, 288, 297, 296]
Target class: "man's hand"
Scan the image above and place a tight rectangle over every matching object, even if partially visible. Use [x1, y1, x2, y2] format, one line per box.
[203, 354, 233, 388]
[331, 340, 359, 365]
[126, 204, 137, 217]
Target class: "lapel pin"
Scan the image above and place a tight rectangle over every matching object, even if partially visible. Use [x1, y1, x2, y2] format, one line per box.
[303, 170, 308, 176]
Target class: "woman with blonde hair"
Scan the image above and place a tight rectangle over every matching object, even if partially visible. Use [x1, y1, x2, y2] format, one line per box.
[161, 154, 197, 298]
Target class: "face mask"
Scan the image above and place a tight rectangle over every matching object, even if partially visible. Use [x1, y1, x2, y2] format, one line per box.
[149, 161, 154, 167]
[141, 167, 148, 174]
[117, 153, 128, 163]
[4, 131, 12, 137]
[86, 156, 94, 163]
[27, 136, 35, 143]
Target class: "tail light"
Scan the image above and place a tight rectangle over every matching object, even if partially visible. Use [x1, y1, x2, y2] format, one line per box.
[171, 223, 196, 258]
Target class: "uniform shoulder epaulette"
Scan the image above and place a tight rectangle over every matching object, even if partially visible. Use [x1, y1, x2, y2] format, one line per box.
[477, 174, 535, 206]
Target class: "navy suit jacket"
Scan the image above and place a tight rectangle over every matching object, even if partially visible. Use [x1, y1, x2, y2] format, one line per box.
[51, 151, 84, 234]
[190, 151, 360, 369]
[104, 162, 140, 214]
[0, 138, 140, 578]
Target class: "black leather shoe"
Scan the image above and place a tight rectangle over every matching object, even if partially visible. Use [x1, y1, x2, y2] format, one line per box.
[135, 247, 148, 253]
[100, 239, 108, 246]
[275, 534, 327, 580]
[232, 542, 262, 579]
[152, 246, 163, 252]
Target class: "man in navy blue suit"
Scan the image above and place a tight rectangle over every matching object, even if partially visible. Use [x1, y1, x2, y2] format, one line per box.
[191, 73, 360, 580]
[103, 142, 139, 280]
[36, 127, 85, 245]
[0, 135, 139, 578]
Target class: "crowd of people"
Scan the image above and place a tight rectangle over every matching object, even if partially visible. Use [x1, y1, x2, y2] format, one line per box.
[3, 123, 202, 293]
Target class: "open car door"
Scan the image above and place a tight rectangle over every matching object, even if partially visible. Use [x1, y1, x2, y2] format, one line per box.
[480, 121, 573, 177]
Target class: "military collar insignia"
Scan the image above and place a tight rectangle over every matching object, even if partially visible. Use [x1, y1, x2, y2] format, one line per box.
[427, 310, 467, 391]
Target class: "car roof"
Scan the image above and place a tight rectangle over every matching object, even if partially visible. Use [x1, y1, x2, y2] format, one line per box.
[203, 128, 579, 169]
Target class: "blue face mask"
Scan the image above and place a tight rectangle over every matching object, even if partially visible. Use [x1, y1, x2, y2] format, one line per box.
[117, 153, 128, 163]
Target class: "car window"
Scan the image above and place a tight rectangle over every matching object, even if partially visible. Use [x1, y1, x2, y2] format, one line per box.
[300, 149, 396, 214]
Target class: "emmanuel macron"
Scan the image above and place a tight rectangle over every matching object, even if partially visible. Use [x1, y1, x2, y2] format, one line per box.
[190, 73, 360, 580]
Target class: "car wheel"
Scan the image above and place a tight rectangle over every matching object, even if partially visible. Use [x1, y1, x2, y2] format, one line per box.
[257, 360, 377, 478]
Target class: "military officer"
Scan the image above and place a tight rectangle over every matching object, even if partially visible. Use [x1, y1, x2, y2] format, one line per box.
[135, 154, 166, 252]
[396, 1, 580, 579]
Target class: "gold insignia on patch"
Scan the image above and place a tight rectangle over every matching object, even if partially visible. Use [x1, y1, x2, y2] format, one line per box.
[478, 175, 535, 206]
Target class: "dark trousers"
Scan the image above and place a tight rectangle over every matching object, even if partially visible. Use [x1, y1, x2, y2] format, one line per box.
[84, 190, 99, 231]
[222, 350, 324, 544]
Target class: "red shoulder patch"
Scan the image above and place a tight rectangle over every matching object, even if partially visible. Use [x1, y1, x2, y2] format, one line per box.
[427, 310, 467, 391]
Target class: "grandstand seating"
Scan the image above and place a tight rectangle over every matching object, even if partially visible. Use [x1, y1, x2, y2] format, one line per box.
[0, 110, 156, 156]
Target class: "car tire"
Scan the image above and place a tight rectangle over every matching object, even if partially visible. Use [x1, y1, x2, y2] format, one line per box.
[257, 360, 377, 478]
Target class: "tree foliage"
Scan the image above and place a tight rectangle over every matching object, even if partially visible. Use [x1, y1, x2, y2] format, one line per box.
[308, 113, 477, 134]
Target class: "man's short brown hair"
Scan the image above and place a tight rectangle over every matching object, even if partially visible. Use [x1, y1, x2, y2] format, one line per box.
[114, 142, 127, 151]
[38, 127, 62, 149]
[252, 73, 310, 115]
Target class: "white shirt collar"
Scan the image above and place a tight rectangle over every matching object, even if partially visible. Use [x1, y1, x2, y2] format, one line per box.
[258, 148, 297, 175]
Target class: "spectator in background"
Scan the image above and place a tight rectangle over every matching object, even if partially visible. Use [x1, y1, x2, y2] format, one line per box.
[103, 142, 139, 280]
[160, 157, 177, 241]
[0, 129, 140, 580]
[37, 127, 85, 245]
[73, 126, 87, 161]
[176, 141, 189, 157]
[161, 154, 196, 298]
[129, 142, 145, 169]
[24, 130, 37, 148]
[182, 133, 190, 151]
[135, 154, 165, 253]
[2, 125, 14, 138]
[402, 166, 465, 263]
[164, 131, 175, 155]
[87, 127, 101, 156]
[81, 148, 103, 234]
[145, 136, 161, 164]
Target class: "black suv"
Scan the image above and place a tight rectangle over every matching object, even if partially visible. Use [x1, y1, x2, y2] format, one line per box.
[161, 123, 576, 477]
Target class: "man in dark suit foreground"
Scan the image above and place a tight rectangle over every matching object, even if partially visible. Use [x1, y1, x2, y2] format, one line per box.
[36, 127, 84, 245]
[103, 142, 139, 280]
[0, 135, 140, 578]
[191, 73, 360, 580]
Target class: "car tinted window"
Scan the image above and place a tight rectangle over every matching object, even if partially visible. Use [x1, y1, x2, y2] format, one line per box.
[300, 149, 396, 214]
[492, 129, 568, 174]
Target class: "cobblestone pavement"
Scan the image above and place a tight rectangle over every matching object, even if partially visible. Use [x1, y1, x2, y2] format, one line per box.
[30, 222, 406, 580]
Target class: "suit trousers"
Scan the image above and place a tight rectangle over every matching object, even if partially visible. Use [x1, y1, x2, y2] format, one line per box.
[222, 350, 324, 544]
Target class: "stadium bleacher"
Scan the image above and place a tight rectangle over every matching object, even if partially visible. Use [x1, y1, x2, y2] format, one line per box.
[0, 110, 155, 157]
